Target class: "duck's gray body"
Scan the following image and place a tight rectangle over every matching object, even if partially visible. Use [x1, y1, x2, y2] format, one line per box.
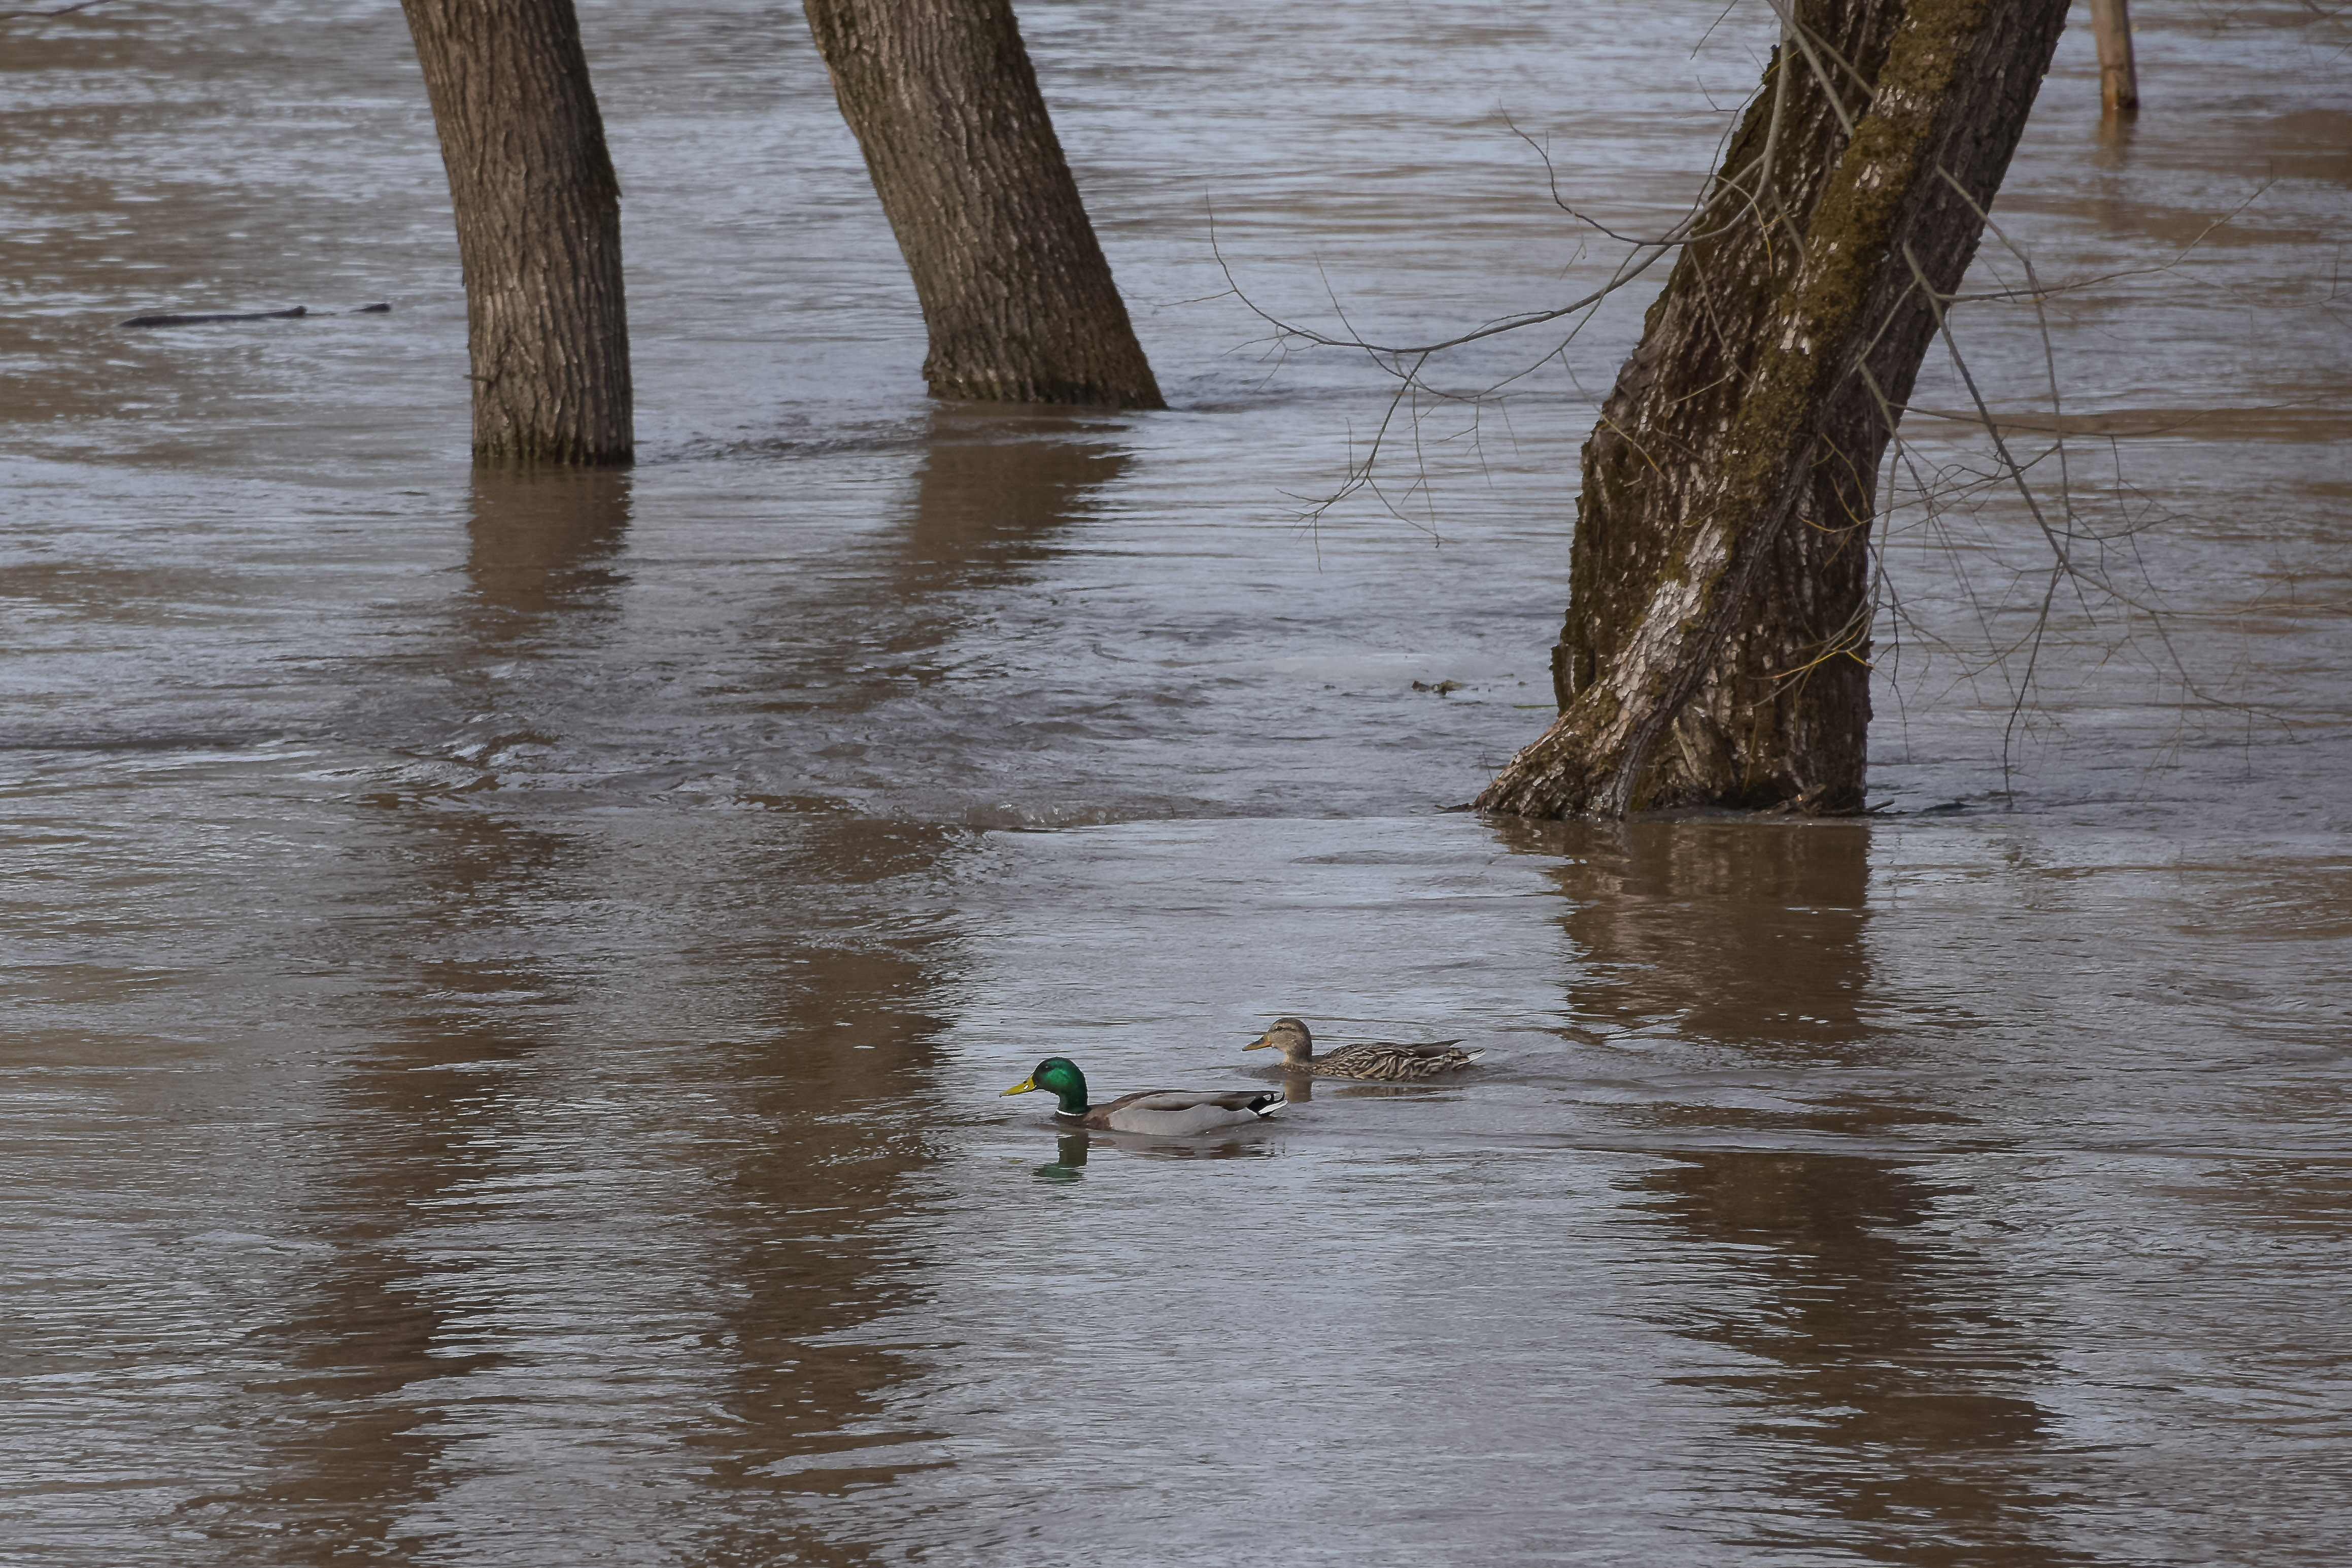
[1001, 1057, 1282, 1136]
[1069, 1088, 1284, 1134]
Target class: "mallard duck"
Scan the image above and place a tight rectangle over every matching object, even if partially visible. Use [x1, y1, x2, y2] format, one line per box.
[1000, 1057, 1284, 1134]
[1244, 1017, 1482, 1080]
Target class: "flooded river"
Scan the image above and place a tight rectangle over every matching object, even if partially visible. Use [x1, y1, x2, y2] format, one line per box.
[4, 2, 2347, 1563]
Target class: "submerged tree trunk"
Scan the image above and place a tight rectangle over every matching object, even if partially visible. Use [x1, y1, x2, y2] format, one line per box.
[803, 0, 1164, 409]
[402, 0, 633, 465]
[1479, 0, 2068, 819]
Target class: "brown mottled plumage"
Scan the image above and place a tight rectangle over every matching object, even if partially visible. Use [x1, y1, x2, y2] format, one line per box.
[1243, 1017, 1481, 1080]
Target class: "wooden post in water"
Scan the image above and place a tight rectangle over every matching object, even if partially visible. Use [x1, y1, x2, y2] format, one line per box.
[2088, 0, 2139, 116]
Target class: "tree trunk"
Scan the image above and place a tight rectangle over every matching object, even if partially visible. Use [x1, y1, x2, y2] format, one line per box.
[803, 0, 1164, 409]
[402, 0, 633, 465]
[1479, 0, 2068, 820]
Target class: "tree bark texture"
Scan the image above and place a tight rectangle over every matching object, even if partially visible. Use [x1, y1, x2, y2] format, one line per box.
[402, 0, 633, 465]
[803, 0, 1164, 408]
[1478, 0, 2068, 820]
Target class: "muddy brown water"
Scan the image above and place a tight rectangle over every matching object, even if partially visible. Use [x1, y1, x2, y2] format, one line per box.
[3, 3, 2347, 1564]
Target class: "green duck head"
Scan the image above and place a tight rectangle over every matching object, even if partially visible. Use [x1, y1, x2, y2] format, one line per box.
[1244, 1017, 1314, 1063]
[1001, 1056, 1089, 1117]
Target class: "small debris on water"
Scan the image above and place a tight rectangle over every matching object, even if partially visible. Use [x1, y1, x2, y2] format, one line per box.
[119, 303, 392, 328]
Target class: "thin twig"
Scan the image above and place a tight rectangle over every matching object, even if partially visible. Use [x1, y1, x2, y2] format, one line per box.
[1, 0, 114, 17]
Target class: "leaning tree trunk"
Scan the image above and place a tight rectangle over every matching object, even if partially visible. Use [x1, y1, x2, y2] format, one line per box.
[402, 0, 633, 465]
[803, 0, 1164, 409]
[1479, 0, 2068, 819]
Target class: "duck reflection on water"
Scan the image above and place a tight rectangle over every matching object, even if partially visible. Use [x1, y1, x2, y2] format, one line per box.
[1268, 1070, 1471, 1104]
[1033, 1126, 1278, 1180]
[1035, 1130, 1090, 1182]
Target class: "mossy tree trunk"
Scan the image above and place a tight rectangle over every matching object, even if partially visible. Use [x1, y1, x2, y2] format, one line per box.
[402, 0, 633, 465]
[803, 0, 1164, 409]
[1478, 0, 2068, 819]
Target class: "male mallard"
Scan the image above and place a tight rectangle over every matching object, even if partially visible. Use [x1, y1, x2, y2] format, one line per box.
[1001, 1057, 1284, 1134]
[1244, 1016, 1482, 1080]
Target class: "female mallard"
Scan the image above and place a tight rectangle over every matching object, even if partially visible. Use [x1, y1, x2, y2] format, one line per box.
[1001, 1057, 1284, 1134]
[1244, 1017, 1481, 1080]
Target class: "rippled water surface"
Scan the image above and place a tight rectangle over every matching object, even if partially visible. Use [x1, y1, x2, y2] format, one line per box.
[4, 2, 2348, 1564]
